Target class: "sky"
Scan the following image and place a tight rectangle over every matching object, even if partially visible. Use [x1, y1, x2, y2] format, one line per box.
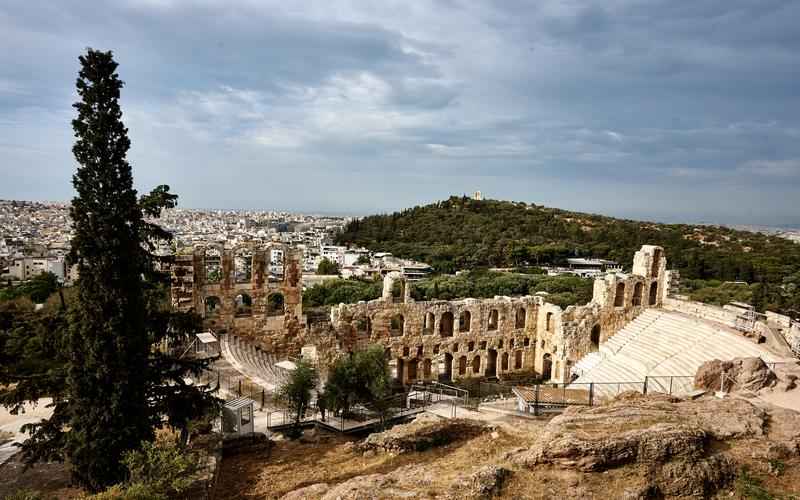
[2, 1, 800, 225]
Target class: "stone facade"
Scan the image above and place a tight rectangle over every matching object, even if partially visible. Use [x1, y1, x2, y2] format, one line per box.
[170, 243, 305, 353]
[171, 244, 669, 385]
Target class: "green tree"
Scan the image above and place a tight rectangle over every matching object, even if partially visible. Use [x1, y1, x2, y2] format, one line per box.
[276, 360, 317, 437]
[0, 49, 218, 492]
[322, 345, 391, 422]
[317, 258, 340, 276]
[65, 48, 157, 490]
[356, 254, 371, 265]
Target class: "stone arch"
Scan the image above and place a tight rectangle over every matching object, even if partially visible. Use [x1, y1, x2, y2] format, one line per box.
[501, 352, 509, 371]
[234, 247, 253, 283]
[467, 341, 475, 352]
[266, 293, 285, 317]
[546, 312, 554, 332]
[458, 356, 467, 375]
[204, 246, 222, 284]
[633, 282, 643, 306]
[234, 293, 252, 317]
[590, 324, 601, 352]
[542, 353, 552, 380]
[486, 349, 497, 377]
[515, 307, 526, 329]
[424, 312, 435, 335]
[440, 311, 454, 337]
[356, 316, 371, 337]
[488, 309, 499, 330]
[648, 281, 658, 305]
[651, 248, 662, 276]
[204, 295, 221, 317]
[442, 353, 453, 381]
[407, 359, 418, 381]
[390, 314, 405, 337]
[268, 246, 285, 279]
[458, 310, 471, 332]
[614, 282, 625, 307]
[423, 359, 432, 379]
[515, 350, 523, 370]
[471, 355, 481, 374]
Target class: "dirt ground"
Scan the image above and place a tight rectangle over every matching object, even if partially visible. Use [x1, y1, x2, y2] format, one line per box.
[217, 412, 800, 500]
[0, 453, 83, 499]
[217, 418, 543, 500]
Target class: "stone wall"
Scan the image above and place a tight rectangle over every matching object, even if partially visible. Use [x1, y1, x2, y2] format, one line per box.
[172, 244, 669, 385]
[170, 243, 305, 355]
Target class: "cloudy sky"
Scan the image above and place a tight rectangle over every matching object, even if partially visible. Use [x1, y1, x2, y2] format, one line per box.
[2, 1, 799, 224]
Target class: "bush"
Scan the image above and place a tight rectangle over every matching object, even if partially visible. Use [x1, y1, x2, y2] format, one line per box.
[3, 490, 47, 500]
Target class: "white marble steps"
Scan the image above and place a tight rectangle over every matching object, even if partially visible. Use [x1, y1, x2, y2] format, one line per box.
[572, 309, 782, 399]
[220, 335, 291, 392]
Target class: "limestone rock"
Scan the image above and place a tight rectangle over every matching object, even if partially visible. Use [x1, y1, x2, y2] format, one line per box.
[694, 357, 777, 393]
[280, 482, 330, 500]
[359, 413, 486, 454]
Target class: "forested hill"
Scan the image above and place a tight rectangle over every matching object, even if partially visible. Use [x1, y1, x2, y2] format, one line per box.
[336, 196, 800, 314]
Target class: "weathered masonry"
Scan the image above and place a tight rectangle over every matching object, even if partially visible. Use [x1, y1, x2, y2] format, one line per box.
[331, 245, 667, 384]
[170, 244, 305, 352]
[172, 244, 668, 385]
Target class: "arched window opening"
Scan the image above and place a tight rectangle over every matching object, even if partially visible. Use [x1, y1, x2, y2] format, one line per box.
[648, 282, 658, 306]
[515, 308, 526, 329]
[515, 350, 523, 370]
[204, 247, 222, 284]
[651, 249, 662, 277]
[390, 314, 405, 337]
[439, 311, 454, 337]
[468, 341, 475, 352]
[488, 309, 499, 330]
[234, 248, 253, 283]
[424, 312, 435, 335]
[402, 346, 410, 357]
[614, 282, 625, 307]
[472, 356, 481, 374]
[204, 296, 221, 317]
[459, 310, 471, 332]
[546, 312, 553, 332]
[501, 352, 509, 371]
[633, 282, 643, 306]
[542, 353, 552, 380]
[480, 340, 487, 350]
[423, 359, 432, 379]
[590, 324, 601, 352]
[458, 356, 467, 375]
[266, 293, 285, 317]
[391, 279, 405, 302]
[235, 293, 252, 317]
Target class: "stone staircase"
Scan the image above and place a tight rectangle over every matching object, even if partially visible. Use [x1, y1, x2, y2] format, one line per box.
[573, 309, 785, 398]
[220, 334, 291, 392]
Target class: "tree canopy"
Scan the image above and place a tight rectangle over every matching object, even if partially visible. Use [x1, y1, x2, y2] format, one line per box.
[337, 196, 800, 315]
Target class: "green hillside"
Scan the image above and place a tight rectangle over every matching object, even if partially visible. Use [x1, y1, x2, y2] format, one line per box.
[336, 196, 800, 315]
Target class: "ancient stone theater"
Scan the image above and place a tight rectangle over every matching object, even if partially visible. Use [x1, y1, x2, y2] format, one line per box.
[170, 244, 727, 386]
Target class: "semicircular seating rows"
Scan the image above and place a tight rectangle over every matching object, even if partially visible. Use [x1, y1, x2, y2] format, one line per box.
[572, 308, 786, 399]
[220, 334, 291, 392]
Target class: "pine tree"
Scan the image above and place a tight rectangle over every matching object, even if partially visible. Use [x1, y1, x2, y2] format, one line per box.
[1, 49, 218, 492]
[66, 48, 152, 490]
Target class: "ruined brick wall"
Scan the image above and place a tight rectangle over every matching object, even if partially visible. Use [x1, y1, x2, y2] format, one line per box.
[172, 244, 669, 385]
[170, 243, 306, 355]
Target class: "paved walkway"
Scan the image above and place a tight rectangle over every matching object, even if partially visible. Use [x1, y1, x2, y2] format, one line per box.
[0, 398, 53, 465]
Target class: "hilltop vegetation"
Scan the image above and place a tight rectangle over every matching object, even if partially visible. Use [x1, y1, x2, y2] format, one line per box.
[303, 272, 592, 309]
[337, 196, 800, 315]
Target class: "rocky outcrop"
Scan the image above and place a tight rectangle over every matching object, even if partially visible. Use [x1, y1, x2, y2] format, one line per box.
[511, 393, 777, 497]
[358, 413, 488, 454]
[694, 357, 777, 392]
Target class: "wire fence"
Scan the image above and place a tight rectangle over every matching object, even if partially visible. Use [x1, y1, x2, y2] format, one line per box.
[194, 367, 271, 410]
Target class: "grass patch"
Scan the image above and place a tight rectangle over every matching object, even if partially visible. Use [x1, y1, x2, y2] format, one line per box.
[736, 467, 774, 500]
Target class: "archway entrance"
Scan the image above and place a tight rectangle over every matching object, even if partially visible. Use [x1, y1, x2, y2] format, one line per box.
[633, 282, 643, 306]
[396, 358, 405, 383]
[441, 353, 453, 381]
[501, 352, 509, 372]
[542, 353, 552, 381]
[649, 282, 658, 305]
[407, 359, 418, 382]
[590, 325, 601, 352]
[486, 349, 498, 377]
[440, 312, 454, 337]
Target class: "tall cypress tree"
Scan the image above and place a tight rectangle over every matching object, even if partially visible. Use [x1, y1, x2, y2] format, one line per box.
[67, 48, 152, 490]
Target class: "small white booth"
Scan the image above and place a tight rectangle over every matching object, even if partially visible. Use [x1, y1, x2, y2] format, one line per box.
[222, 397, 255, 436]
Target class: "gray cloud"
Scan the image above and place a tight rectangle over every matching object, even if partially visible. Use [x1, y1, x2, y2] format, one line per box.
[1, 0, 799, 225]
